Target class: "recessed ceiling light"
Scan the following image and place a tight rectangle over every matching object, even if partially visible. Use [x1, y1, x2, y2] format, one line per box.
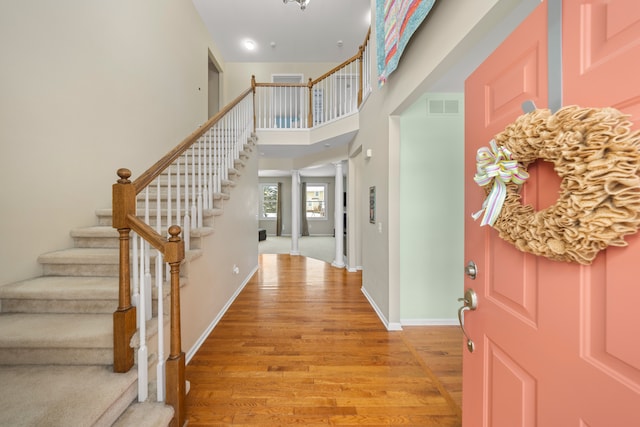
[337, 40, 344, 47]
[243, 39, 256, 51]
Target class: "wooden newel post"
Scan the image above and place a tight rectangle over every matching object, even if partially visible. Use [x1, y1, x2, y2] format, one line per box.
[164, 225, 186, 427]
[112, 168, 137, 373]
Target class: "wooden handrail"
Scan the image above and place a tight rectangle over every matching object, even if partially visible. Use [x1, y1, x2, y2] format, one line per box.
[310, 53, 360, 86]
[361, 27, 371, 51]
[253, 82, 308, 88]
[358, 27, 371, 108]
[134, 87, 253, 192]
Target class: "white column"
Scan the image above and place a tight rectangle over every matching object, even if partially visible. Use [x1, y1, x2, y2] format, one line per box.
[291, 170, 300, 255]
[332, 161, 345, 268]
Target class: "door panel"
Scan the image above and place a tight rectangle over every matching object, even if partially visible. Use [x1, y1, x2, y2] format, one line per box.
[564, 0, 640, 405]
[464, 0, 640, 425]
[487, 342, 536, 427]
[463, 3, 548, 426]
[564, 0, 640, 116]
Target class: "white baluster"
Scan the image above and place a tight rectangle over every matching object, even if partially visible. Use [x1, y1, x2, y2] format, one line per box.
[228, 112, 232, 177]
[203, 134, 209, 210]
[155, 250, 165, 402]
[138, 235, 148, 402]
[176, 159, 181, 229]
[144, 240, 152, 322]
[131, 231, 139, 312]
[198, 139, 202, 224]
[197, 194, 203, 228]
[262, 87, 267, 128]
[183, 154, 190, 250]
[191, 145, 197, 230]
[156, 179, 161, 234]
[214, 124, 219, 194]
[217, 166, 222, 197]
[207, 176, 213, 211]
[183, 212, 191, 252]
[167, 167, 172, 230]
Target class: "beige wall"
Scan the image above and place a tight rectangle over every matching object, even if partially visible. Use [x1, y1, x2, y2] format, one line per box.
[224, 62, 338, 103]
[353, 0, 523, 328]
[182, 145, 259, 357]
[0, 0, 224, 285]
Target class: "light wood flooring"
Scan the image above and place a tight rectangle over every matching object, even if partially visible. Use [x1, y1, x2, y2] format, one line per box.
[185, 254, 463, 426]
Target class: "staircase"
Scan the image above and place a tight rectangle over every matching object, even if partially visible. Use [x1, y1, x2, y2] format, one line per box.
[0, 134, 256, 426]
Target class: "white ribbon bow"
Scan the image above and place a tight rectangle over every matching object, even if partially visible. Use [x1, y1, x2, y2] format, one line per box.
[472, 139, 529, 226]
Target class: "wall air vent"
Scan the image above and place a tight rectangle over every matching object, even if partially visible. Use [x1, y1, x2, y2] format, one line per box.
[427, 99, 460, 115]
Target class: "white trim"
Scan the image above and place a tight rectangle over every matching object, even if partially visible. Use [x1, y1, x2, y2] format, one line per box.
[185, 264, 259, 364]
[401, 318, 459, 326]
[360, 286, 402, 331]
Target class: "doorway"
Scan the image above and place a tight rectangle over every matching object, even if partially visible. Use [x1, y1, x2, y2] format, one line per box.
[208, 54, 220, 119]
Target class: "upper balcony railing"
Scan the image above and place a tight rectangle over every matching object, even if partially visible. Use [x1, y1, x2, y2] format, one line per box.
[252, 29, 371, 130]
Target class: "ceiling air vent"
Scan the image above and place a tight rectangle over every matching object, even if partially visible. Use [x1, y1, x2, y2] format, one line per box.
[427, 99, 460, 115]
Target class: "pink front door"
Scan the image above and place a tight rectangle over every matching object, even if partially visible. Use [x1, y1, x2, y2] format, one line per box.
[463, 1, 640, 426]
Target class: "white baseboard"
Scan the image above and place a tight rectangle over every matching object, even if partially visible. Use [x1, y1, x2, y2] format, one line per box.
[185, 264, 259, 364]
[360, 286, 402, 331]
[401, 318, 458, 326]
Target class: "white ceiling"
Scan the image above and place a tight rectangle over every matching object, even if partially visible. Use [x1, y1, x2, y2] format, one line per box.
[192, 0, 371, 63]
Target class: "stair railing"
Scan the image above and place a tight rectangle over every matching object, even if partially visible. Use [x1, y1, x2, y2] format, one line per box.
[253, 27, 371, 129]
[112, 87, 254, 427]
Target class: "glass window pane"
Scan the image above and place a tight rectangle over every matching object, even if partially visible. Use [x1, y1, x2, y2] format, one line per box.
[260, 184, 278, 219]
[306, 184, 326, 218]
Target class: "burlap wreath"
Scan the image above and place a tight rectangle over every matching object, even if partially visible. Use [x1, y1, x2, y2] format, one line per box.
[480, 105, 640, 264]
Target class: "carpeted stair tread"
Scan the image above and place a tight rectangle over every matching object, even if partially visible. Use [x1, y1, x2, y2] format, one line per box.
[112, 402, 174, 427]
[70, 226, 118, 238]
[0, 313, 112, 348]
[0, 365, 137, 427]
[0, 276, 118, 300]
[38, 248, 119, 264]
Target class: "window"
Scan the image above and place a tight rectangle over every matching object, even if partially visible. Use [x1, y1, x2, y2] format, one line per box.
[259, 183, 278, 219]
[305, 184, 327, 219]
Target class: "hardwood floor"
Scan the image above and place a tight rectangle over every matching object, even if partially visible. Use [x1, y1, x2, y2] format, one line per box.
[185, 254, 462, 426]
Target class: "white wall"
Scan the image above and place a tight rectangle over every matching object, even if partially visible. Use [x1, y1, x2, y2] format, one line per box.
[0, 0, 224, 285]
[352, 0, 524, 328]
[399, 93, 464, 323]
[182, 144, 259, 356]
